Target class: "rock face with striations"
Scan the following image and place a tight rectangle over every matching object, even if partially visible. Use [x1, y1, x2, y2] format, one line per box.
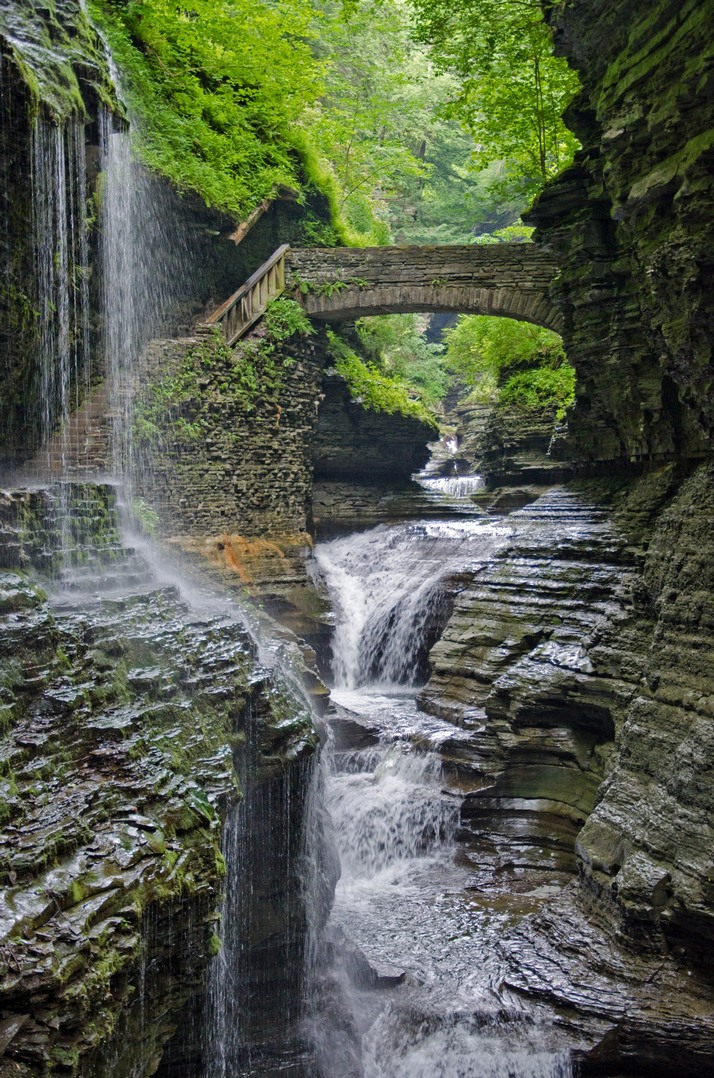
[420, 0, 714, 1063]
[312, 371, 435, 485]
[0, 486, 319, 1075]
[422, 467, 714, 1071]
[449, 395, 570, 487]
[529, 0, 714, 464]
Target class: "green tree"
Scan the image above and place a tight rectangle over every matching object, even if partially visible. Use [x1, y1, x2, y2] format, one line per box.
[408, 0, 580, 200]
[356, 314, 449, 408]
[307, 0, 434, 240]
[443, 314, 573, 415]
[91, 0, 325, 218]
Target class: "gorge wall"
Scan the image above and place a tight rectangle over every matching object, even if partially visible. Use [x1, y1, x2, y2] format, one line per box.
[413, 0, 714, 1069]
[530, 0, 713, 465]
[0, 6, 333, 1074]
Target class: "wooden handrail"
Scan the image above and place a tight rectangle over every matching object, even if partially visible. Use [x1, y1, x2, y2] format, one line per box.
[205, 243, 290, 345]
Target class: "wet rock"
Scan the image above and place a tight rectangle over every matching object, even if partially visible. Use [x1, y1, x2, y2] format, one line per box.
[313, 372, 435, 484]
[529, 0, 714, 463]
[327, 926, 406, 990]
[0, 483, 319, 1076]
[424, 466, 714, 1070]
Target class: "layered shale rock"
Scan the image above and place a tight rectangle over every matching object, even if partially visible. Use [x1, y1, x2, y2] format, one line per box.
[450, 395, 570, 488]
[312, 370, 435, 485]
[530, 0, 714, 463]
[0, 485, 317, 1076]
[422, 486, 645, 879]
[421, 465, 714, 1070]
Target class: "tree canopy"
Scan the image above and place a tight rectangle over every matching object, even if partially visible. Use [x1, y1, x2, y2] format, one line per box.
[408, 0, 580, 200]
[92, 0, 563, 239]
[90, 0, 326, 219]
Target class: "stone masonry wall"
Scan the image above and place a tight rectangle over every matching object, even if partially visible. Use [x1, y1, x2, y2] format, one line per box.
[131, 325, 324, 540]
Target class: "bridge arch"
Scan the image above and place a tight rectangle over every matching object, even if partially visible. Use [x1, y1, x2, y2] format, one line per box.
[286, 244, 562, 334]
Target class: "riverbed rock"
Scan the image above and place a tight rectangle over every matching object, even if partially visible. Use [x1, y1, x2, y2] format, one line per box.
[422, 465, 714, 1070]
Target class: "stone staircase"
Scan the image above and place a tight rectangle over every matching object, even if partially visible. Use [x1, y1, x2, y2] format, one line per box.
[31, 384, 113, 478]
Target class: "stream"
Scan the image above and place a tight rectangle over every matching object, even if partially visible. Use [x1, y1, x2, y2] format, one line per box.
[312, 497, 573, 1078]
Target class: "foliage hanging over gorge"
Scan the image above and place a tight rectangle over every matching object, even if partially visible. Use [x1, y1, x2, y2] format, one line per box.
[356, 314, 449, 409]
[88, 0, 538, 243]
[443, 315, 575, 418]
[327, 330, 439, 430]
[89, 0, 325, 220]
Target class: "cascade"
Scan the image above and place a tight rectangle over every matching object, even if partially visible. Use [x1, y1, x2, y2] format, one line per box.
[98, 110, 193, 488]
[0, 45, 325, 1072]
[30, 116, 91, 474]
[416, 475, 486, 499]
[313, 503, 575, 1078]
[316, 518, 509, 689]
[206, 750, 326, 1077]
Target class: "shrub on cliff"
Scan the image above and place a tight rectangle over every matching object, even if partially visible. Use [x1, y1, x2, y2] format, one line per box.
[444, 314, 574, 417]
[90, 0, 323, 219]
[498, 365, 575, 420]
[327, 332, 439, 430]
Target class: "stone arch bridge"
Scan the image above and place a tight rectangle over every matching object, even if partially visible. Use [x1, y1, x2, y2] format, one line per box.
[206, 243, 562, 345]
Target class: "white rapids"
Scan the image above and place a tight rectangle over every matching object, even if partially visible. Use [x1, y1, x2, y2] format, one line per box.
[313, 514, 574, 1078]
[316, 518, 509, 691]
[416, 475, 486, 499]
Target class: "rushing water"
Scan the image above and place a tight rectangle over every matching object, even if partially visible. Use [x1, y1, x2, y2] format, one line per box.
[99, 111, 193, 487]
[416, 475, 486, 499]
[316, 518, 509, 690]
[31, 116, 91, 471]
[313, 512, 574, 1078]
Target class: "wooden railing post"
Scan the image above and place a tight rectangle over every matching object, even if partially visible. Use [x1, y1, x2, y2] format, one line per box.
[204, 243, 290, 346]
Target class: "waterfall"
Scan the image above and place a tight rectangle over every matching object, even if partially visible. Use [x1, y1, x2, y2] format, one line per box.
[329, 742, 457, 880]
[316, 519, 508, 689]
[206, 743, 334, 1076]
[313, 510, 574, 1078]
[416, 475, 485, 498]
[205, 800, 248, 1077]
[30, 116, 91, 473]
[99, 111, 191, 488]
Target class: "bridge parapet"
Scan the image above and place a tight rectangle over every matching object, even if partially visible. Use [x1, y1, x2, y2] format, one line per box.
[286, 244, 562, 333]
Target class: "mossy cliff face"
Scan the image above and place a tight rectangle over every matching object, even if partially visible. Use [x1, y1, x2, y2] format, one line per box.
[0, 1, 333, 472]
[529, 0, 714, 463]
[0, 2, 114, 120]
[0, 3, 111, 465]
[0, 485, 318, 1075]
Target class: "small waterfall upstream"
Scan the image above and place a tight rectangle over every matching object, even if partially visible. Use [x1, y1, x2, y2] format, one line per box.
[416, 475, 486, 499]
[313, 512, 574, 1078]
